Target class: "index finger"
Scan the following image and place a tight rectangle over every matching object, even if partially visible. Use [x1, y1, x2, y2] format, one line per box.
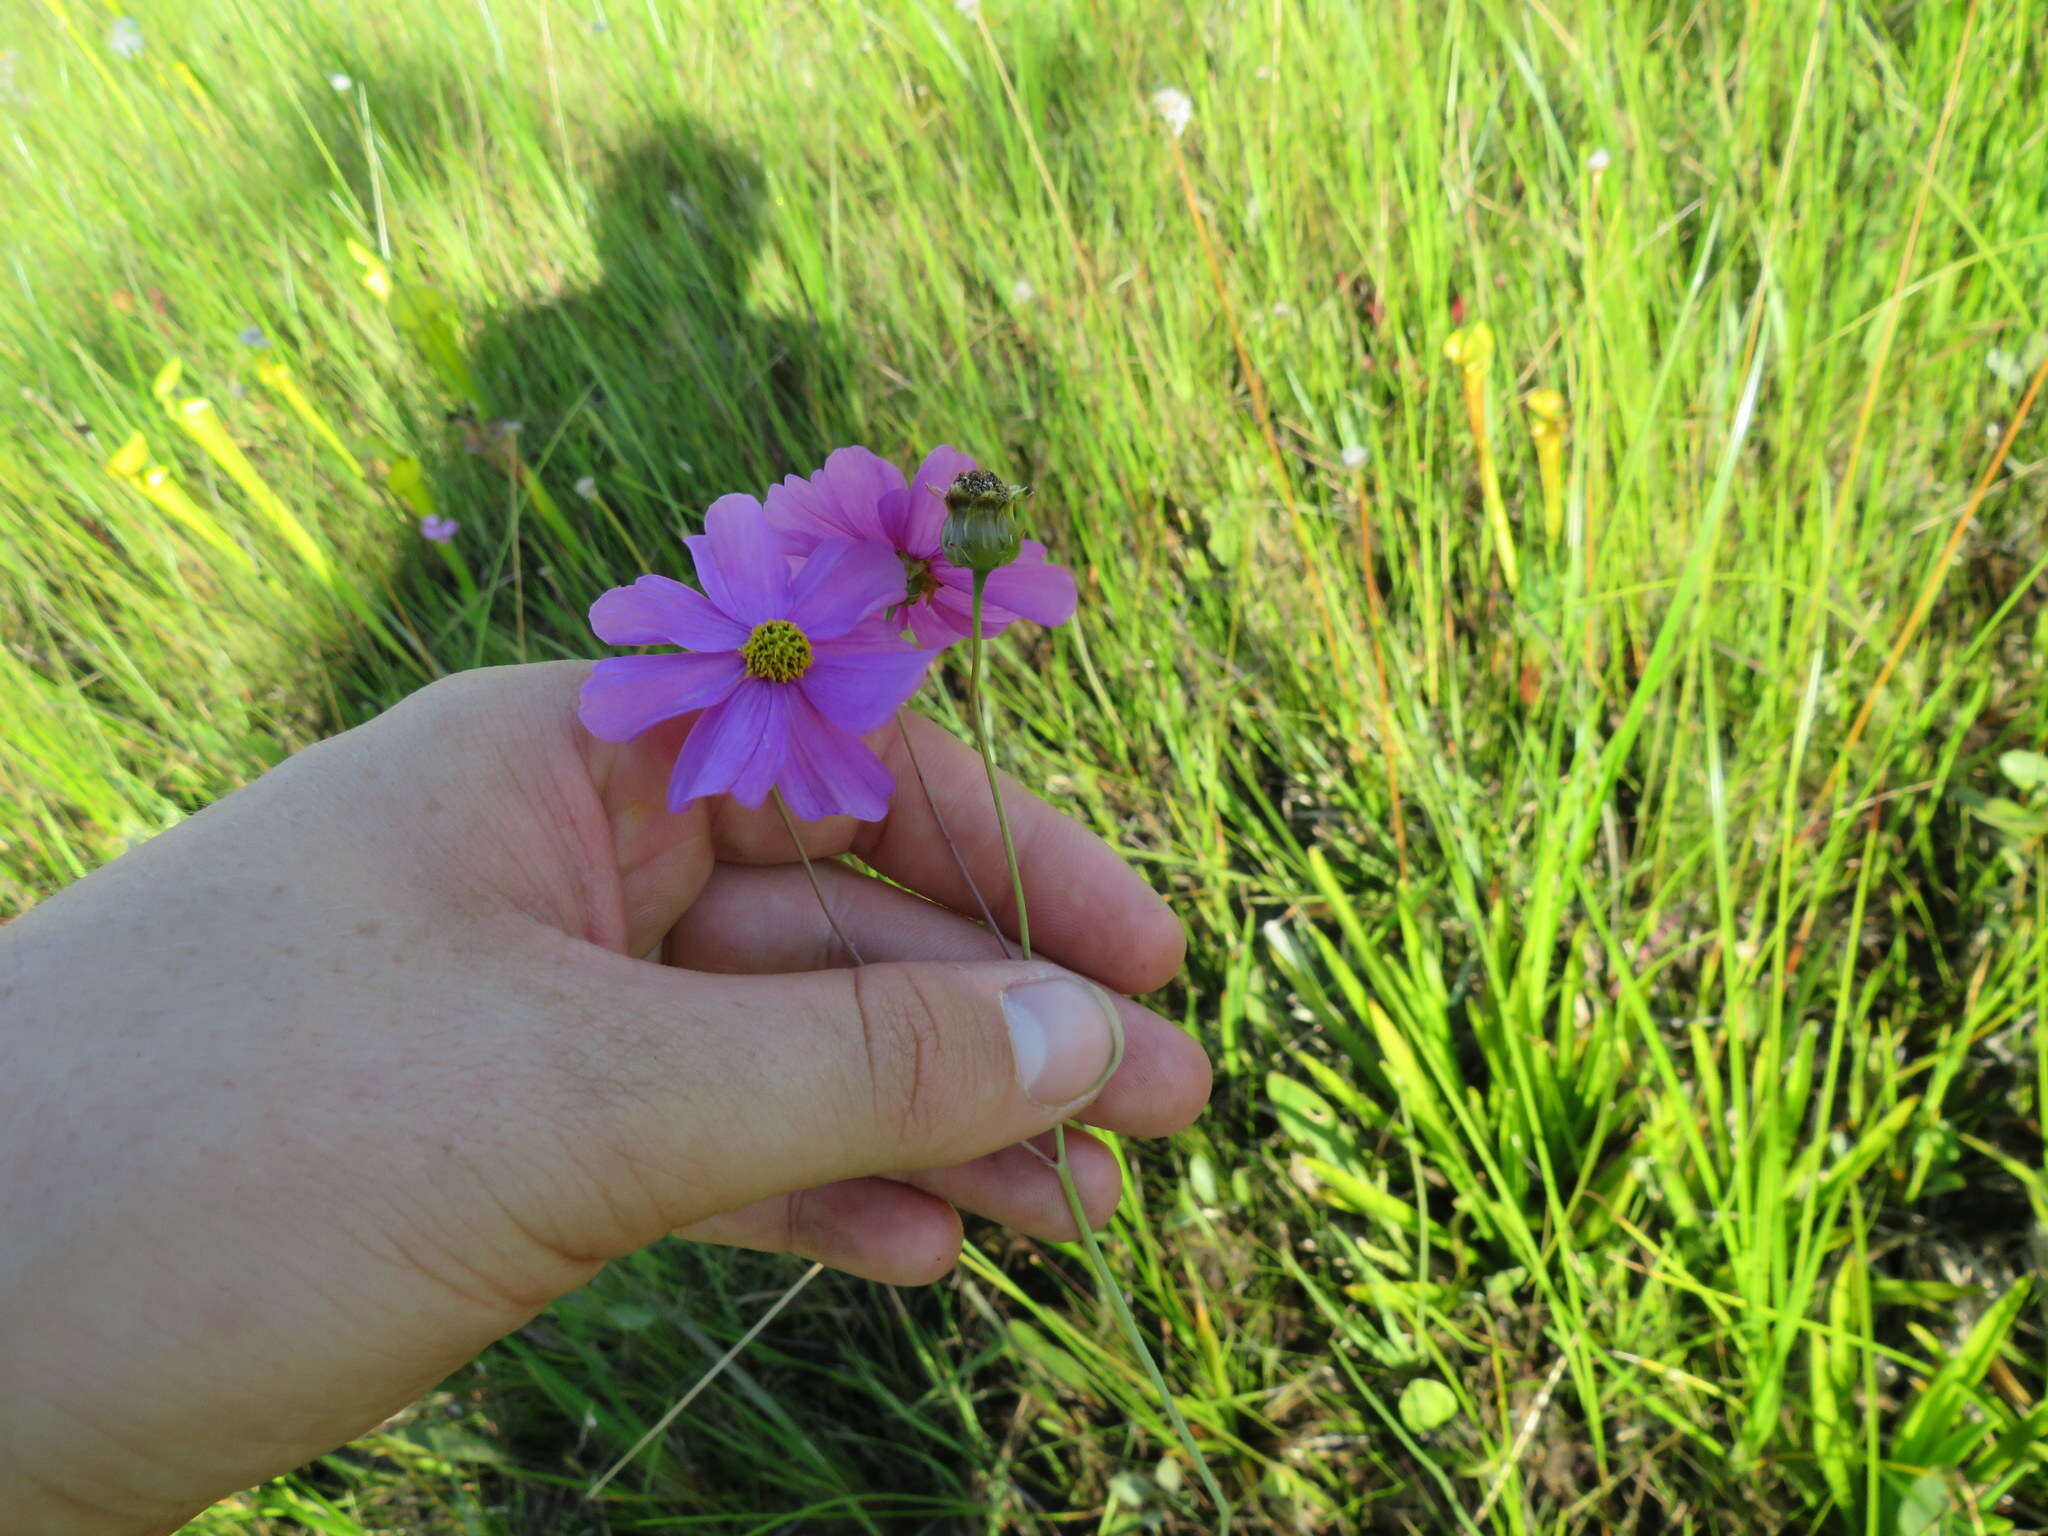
[706, 711, 1184, 997]
[860, 712, 1184, 996]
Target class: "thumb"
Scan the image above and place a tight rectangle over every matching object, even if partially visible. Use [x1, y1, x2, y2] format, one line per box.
[572, 954, 1128, 1230]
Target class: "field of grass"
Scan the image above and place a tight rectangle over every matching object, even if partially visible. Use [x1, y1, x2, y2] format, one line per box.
[6, 0, 2048, 1529]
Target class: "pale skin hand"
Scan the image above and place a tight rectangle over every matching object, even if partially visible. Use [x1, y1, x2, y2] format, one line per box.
[0, 662, 1209, 1534]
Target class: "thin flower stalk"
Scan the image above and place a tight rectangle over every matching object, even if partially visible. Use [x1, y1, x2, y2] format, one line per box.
[965, 574, 1030, 962]
[585, 1261, 825, 1500]
[897, 709, 1011, 958]
[957, 535, 1229, 1533]
[770, 789, 864, 966]
[1045, 1125, 1232, 1530]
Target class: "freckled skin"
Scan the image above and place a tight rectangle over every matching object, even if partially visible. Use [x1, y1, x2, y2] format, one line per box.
[0, 662, 1205, 1534]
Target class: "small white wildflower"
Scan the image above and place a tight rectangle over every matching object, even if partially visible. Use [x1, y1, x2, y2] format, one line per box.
[1986, 348, 2026, 390]
[1270, 301, 1294, 319]
[1340, 445, 1369, 470]
[955, 0, 981, 15]
[1586, 147, 1611, 172]
[1010, 278, 1036, 304]
[327, 72, 353, 92]
[238, 325, 271, 348]
[1151, 87, 1192, 138]
[574, 475, 599, 500]
[1987, 420, 2006, 444]
[1254, 64, 1273, 81]
[108, 17, 143, 59]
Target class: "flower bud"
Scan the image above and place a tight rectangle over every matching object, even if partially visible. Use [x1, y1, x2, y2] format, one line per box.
[941, 468, 1028, 574]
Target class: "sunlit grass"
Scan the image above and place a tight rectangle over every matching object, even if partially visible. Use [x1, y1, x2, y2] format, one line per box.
[5, 0, 2048, 1531]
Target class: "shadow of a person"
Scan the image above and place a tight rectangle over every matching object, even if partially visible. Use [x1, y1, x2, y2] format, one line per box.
[452, 123, 857, 586]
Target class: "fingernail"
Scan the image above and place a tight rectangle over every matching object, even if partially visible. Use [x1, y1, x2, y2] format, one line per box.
[1003, 977, 1125, 1106]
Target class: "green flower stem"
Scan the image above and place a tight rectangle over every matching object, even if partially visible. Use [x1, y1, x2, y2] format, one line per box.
[897, 708, 1013, 958]
[1049, 1124, 1232, 1531]
[965, 572, 1228, 1531]
[771, 788, 864, 965]
[967, 574, 1030, 960]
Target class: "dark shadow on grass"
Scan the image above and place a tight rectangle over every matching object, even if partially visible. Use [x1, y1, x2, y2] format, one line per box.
[423, 126, 856, 615]
[353, 116, 875, 706]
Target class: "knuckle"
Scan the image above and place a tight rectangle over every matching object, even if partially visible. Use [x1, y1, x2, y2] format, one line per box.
[851, 965, 955, 1151]
[781, 1187, 812, 1256]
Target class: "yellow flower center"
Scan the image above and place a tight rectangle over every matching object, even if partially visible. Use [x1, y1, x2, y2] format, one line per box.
[740, 619, 812, 682]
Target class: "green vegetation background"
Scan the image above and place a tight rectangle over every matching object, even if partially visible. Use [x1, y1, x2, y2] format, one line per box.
[4, 0, 2047, 1531]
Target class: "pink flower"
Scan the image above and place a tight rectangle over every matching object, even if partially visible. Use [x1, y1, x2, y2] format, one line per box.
[764, 445, 1077, 650]
[579, 495, 933, 821]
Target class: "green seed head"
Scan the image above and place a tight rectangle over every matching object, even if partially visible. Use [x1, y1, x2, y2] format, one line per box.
[740, 619, 812, 682]
[940, 469, 1028, 574]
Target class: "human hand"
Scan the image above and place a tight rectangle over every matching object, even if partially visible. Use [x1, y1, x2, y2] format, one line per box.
[0, 662, 1208, 1533]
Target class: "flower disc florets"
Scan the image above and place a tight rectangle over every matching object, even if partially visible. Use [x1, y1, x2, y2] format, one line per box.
[740, 619, 812, 682]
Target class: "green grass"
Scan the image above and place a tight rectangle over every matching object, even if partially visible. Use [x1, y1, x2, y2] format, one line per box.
[6, 0, 2048, 1529]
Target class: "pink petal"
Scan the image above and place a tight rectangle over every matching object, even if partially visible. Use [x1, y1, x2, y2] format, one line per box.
[589, 573, 748, 650]
[813, 447, 908, 541]
[579, 653, 744, 743]
[786, 538, 909, 640]
[898, 444, 977, 552]
[929, 540, 1075, 634]
[874, 486, 913, 544]
[666, 680, 791, 810]
[684, 494, 788, 626]
[907, 586, 976, 649]
[918, 574, 1024, 644]
[777, 691, 895, 822]
[801, 632, 934, 733]
[982, 541, 1078, 628]
[764, 447, 906, 555]
[762, 476, 830, 557]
